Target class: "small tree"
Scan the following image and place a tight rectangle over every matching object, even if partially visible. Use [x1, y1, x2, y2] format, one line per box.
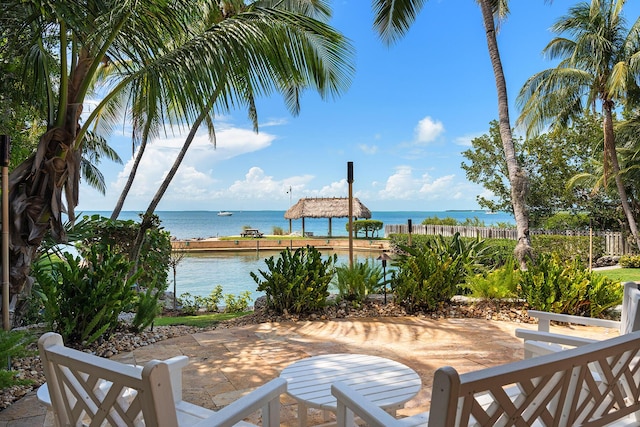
[347, 220, 384, 238]
[168, 243, 186, 310]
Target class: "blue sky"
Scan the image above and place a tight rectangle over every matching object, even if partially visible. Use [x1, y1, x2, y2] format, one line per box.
[77, 1, 640, 214]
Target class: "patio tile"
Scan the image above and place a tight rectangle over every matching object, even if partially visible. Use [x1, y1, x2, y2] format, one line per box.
[0, 316, 619, 426]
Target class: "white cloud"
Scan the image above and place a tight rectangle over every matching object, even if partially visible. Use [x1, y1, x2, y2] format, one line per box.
[377, 166, 480, 205]
[415, 116, 444, 143]
[455, 132, 484, 147]
[227, 167, 314, 201]
[358, 144, 378, 155]
[316, 179, 348, 197]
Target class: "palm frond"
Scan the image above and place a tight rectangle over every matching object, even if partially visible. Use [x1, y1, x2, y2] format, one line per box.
[372, 0, 427, 45]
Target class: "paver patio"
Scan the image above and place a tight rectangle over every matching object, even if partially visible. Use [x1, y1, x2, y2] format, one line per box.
[0, 316, 618, 426]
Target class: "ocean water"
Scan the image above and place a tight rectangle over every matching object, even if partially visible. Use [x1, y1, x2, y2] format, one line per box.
[80, 210, 514, 302]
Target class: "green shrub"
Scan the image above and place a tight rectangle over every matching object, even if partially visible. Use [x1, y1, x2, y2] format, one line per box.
[518, 253, 622, 317]
[421, 216, 459, 226]
[272, 226, 285, 235]
[223, 291, 252, 313]
[206, 286, 224, 311]
[531, 234, 605, 266]
[34, 247, 138, 344]
[482, 239, 517, 268]
[251, 246, 337, 314]
[333, 260, 383, 305]
[131, 287, 162, 332]
[619, 255, 640, 268]
[391, 233, 486, 312]
[347, 220, 384, 238]
[0, 330, 34, 388]
[464, 258, 520, 299]
[542, 212, 590, 230]
[178, 292, 206, 315]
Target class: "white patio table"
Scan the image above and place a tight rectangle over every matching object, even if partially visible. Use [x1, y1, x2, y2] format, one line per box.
[279, 353, 421, 427]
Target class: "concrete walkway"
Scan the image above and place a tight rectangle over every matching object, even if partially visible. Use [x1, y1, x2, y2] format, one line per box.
[0, 316, 617, 426]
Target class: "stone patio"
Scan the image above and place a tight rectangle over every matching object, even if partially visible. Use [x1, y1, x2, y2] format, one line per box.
[0, 316, 618, 426]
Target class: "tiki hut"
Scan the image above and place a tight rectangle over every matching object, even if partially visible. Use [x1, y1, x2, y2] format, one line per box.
[284, 197, 372, 236]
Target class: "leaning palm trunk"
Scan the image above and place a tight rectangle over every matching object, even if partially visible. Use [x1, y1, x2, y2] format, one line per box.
[603, 103, 640, 251]
[111, 138, 148, 220]
[129, 105, 211, 273]
[479, 0, 533, 269]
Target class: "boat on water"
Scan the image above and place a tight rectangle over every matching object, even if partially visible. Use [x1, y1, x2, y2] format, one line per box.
[217, 211, 233, 216]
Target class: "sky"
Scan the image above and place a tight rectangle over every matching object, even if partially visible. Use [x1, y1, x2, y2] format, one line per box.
[76, 1, 640, 214]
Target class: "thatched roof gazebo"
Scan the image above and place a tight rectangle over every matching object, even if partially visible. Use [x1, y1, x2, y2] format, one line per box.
[284, 197, 372, 236]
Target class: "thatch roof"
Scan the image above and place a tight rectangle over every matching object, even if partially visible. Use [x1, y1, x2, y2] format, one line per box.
[284, 197, 372, 219]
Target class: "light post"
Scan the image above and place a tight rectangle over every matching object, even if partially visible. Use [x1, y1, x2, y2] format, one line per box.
[376, 252, 392, 304]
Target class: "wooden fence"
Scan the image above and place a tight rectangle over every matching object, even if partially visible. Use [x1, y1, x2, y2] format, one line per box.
[384, 224, 630, 256]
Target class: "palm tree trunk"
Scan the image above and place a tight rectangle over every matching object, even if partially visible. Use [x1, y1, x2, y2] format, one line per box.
[603, 102, 640, 251]
[110, 137, 148, 220]
[129, 107, 210, 270]
[479, 0, 533, 269]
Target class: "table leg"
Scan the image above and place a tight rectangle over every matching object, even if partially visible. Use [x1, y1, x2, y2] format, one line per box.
[297, 402, 308, 427]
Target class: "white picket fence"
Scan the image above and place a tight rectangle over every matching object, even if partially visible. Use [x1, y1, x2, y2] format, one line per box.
[384, 224, 629, 256]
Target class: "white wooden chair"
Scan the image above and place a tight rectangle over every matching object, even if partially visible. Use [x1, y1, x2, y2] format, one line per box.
[38, 332, 286, 427]
[515, 281, 640, 358]
[332, 331, 640, 426]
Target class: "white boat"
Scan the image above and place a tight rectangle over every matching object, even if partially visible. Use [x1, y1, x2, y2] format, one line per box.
[217, 211, 233, 216]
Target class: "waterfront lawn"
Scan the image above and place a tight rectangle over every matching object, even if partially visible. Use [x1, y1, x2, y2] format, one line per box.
[594, 268, 640, 283]
[155, 311, 251, 328]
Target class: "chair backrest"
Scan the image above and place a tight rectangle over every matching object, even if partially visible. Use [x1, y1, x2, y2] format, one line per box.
[38, 332, 179, 427]
[620, 281, 640, 334]
[428, 330, 640, 427]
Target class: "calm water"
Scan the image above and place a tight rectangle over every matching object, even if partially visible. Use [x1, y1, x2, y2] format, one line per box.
[80, 210, 514, 301]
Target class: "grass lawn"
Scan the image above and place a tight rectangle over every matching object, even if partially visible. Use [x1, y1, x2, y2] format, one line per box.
[154, 311, 251, 328]
[594, 268, 640, 283]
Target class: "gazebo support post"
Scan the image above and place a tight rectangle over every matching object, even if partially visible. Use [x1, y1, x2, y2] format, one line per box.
[328, 218, 332, 237]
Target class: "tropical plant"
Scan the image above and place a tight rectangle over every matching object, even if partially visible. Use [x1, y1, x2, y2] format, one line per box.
[518, 253, 622, 317]
[33, 247, 138, 344]
[0, 330, 34, 388]
[251, 246, 337, 314]
[1, 0, 353, 326]
[333, 260, 383, 305]
[517, 0, 640, 251]
[391, 233, 486, 312]
[371, 0, 533, 268]
[464, 258, 520, 300]
[223, 291, 252, 313]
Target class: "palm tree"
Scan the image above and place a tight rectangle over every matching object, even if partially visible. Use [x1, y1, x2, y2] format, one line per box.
[110, 0, 352, 220]
[517, 0, 640, 250]
[0, 0, 353, 325]
[371, 0, 534, 268]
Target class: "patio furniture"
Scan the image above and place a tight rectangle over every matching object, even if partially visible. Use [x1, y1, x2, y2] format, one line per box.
[515, 281, 640, 358]
[332, 330, 640, 426]
[280, 353, 420, 427]
[240, 229, 263, 238]
[38, 332, 286, 426]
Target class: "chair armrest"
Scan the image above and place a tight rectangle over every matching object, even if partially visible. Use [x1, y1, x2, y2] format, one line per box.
[527, 310, 620, 332]
[193, 378, 287, 427]
[164, 355, 189, 403]
[515, 329, 598, 347]
[331, 381, 402, 427]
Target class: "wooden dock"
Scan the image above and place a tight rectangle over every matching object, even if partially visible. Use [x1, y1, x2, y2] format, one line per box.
[171, 237, 390, 253]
